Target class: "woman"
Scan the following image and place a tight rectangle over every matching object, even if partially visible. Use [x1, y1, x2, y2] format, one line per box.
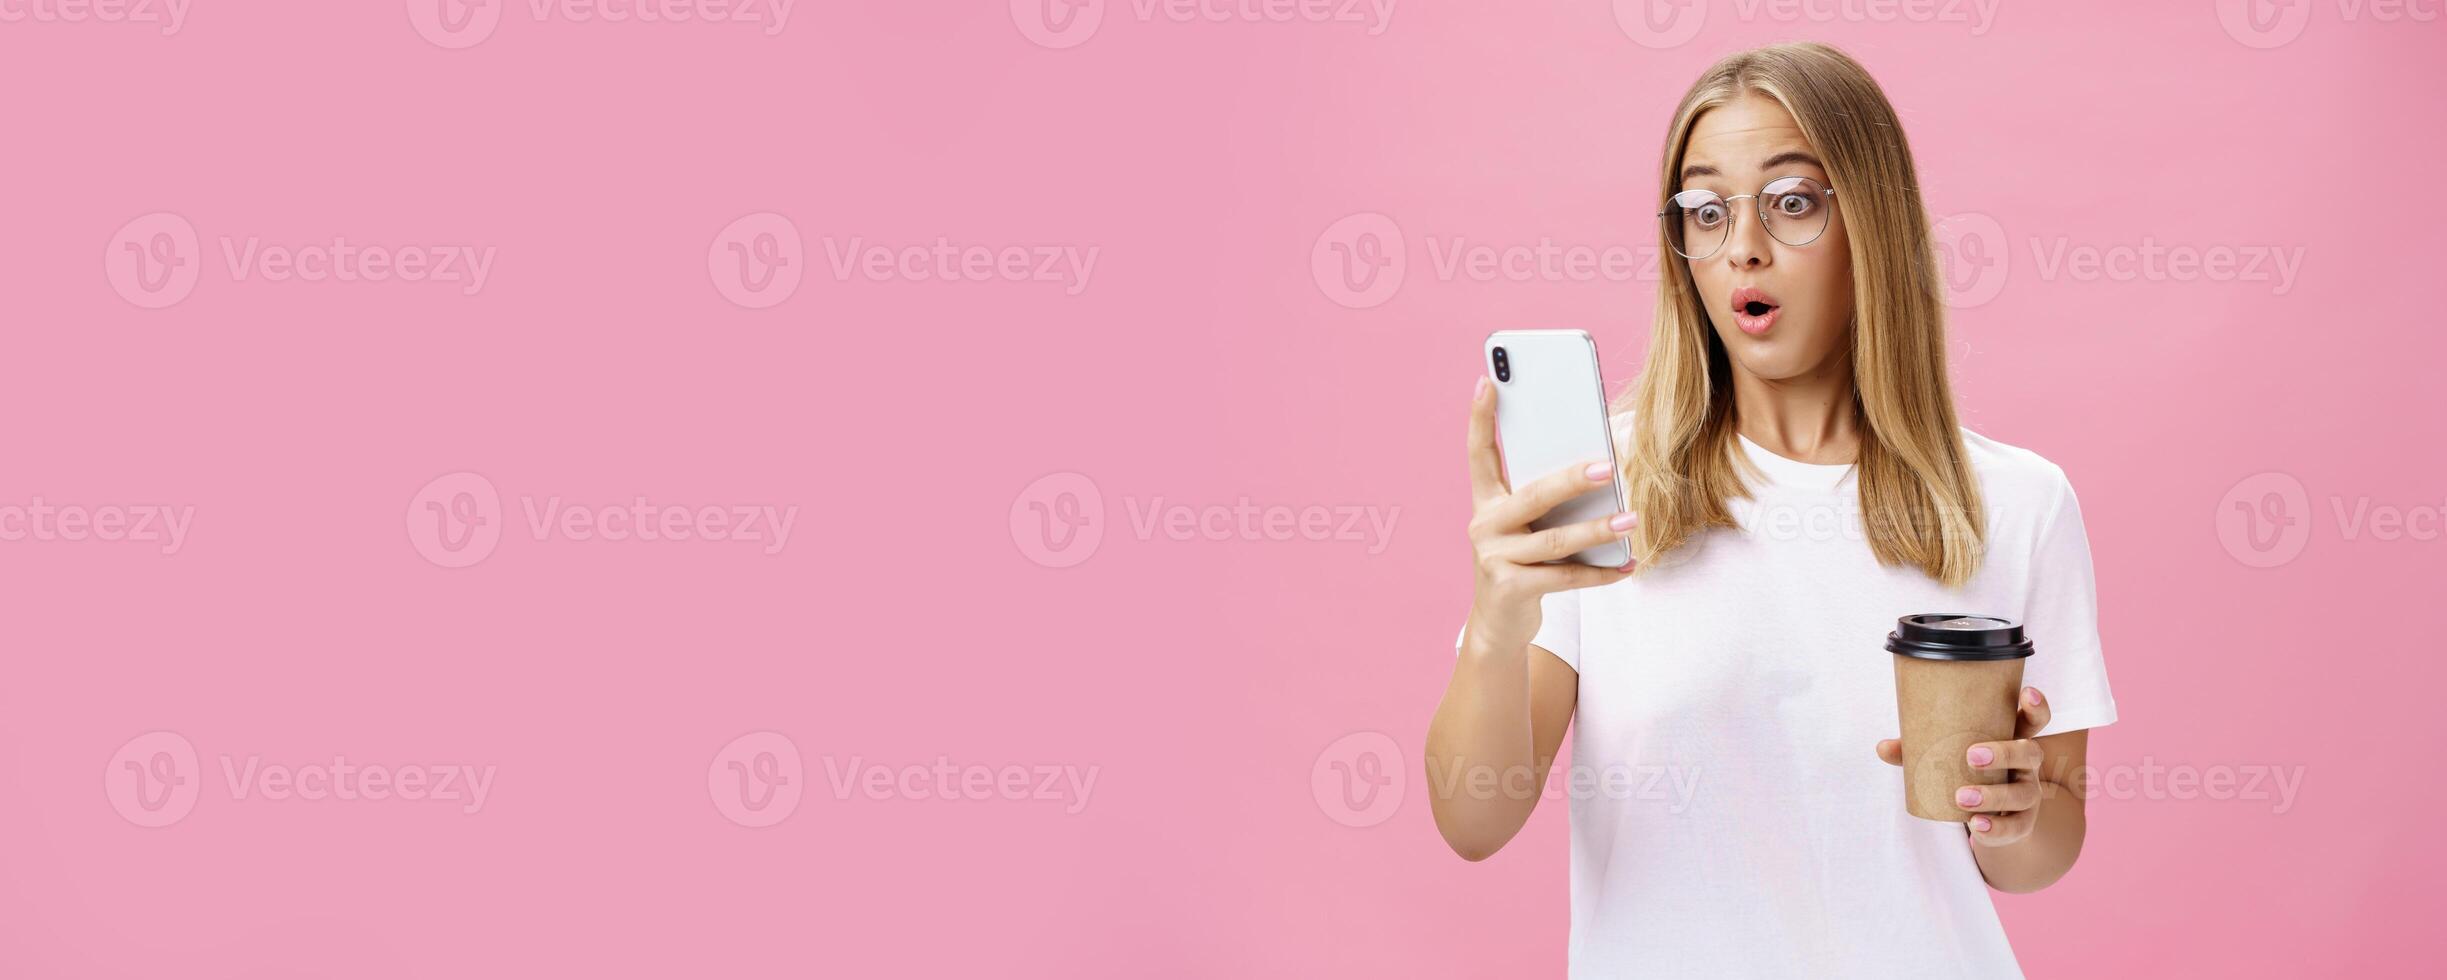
[1429, 42, 2116, 977]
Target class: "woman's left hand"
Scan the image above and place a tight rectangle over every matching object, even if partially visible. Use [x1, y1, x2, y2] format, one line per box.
[1875, 686, 2051, 847]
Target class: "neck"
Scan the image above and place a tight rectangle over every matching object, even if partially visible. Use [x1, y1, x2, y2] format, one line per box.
[1729, 348, 1859, 465]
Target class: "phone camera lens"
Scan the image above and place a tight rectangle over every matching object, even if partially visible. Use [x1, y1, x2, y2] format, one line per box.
[1492, 346, 1510, 382]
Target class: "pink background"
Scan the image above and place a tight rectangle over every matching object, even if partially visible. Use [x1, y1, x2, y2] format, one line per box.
[3, 1, 2439, 976]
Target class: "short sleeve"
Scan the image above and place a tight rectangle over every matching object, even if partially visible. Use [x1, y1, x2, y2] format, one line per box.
[2019, 473, 2118, 736]
[1453, 587, 1584, 671]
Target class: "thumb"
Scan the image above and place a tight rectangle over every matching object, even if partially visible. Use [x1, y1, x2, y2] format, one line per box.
[1875, 739, 1902, 767]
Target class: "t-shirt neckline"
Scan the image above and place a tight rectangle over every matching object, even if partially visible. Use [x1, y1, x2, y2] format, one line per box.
[1735, 430, 1857, 493]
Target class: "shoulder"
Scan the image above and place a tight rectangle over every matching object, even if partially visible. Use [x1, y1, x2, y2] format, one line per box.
[1958, 425, 2077, 519]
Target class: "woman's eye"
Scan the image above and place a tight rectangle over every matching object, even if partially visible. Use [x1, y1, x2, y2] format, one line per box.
[1694, 204, 1726, 227]
[1773, 194, 1813, 215]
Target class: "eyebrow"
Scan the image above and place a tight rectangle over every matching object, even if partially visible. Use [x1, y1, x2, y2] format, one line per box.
[1680, 150, 1827, 184]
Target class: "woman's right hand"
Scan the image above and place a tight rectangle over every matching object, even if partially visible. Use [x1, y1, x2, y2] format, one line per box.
[1465, 376, 1638, 650]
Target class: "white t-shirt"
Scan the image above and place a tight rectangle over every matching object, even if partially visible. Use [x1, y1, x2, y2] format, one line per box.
[1459, 417, 2117, 979]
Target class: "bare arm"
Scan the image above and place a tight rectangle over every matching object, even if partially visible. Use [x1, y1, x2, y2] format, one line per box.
[1428, 377, 1636, 861]
[1876, 687, 2092, 892]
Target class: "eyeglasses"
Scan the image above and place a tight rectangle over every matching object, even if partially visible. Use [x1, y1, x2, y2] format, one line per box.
[1656, 176, 1838, 260]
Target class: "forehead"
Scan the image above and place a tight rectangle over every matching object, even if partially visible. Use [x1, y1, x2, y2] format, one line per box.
[1684, 95, 1812, 170]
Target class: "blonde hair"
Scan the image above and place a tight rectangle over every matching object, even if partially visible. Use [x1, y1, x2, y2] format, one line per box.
[1617, 42, 1985, 586]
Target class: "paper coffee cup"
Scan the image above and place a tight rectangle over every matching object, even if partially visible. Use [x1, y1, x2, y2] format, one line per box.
[1888, 615, 2034, 822]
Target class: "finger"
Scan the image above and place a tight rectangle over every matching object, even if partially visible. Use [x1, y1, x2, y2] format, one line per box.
[1874, 739, 1901, 767]
[1497, 512, 1639, 564]
[2013, 687, 2052, 740]
[1965, 738, 2044, 776]
[1467, 376, 1509, 502]
[1487, 459, 1617, 530]
[1954, 779, 2043, 815]
[1510, 559, 1637, 594]
[1967, 808, 2036, 847]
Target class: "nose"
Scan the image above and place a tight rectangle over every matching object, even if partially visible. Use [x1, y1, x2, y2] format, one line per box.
[1722, 202, 1773, 270]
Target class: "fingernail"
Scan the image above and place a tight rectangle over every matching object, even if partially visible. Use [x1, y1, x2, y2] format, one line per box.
[2026, 688, 2042, 706]
[1956, 787, 1982, 808]
[1475, 376, 1490, 398]
[1970, 815, 1992, 833]
[1609, 513, 1637, 531]
[1617, 559, 1638, 572]
[1584, 462, 1611, 481]
[1966, 746, 1993, 767]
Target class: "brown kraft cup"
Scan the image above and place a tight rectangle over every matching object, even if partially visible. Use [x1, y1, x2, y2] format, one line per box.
[1887, 615, 2035, 822]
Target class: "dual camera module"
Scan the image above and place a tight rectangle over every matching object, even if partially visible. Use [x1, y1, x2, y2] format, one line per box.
[1491, 346, 1510, 383]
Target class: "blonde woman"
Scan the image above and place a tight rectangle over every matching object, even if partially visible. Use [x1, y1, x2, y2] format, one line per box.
[1430, 42, 2116, 977]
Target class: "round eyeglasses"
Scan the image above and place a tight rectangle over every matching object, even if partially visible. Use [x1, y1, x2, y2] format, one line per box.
[1656, 176, 1838, 260]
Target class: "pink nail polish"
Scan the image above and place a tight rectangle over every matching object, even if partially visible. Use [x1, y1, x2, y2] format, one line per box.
[1956, 788, 1982, 808]
[1584, 462, 1610, 481]
[1971, 816, 1992, 832]
[1966, 746, 1993, 767]
[1609, 513, 1637, 531]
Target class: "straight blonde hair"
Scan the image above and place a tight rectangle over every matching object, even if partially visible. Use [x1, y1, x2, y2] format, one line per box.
[1616, 42, 1985, 586]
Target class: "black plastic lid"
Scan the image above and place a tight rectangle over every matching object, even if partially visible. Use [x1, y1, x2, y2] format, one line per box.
[1885, 614, 2035, 661]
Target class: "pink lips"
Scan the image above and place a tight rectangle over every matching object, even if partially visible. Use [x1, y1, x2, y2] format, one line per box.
[1729, 285, 1781, 336]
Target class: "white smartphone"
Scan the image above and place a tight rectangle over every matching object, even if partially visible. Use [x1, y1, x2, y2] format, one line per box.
[1485, 329, 1630, 567]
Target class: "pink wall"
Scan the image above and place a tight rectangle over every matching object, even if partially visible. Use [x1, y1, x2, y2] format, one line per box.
[3, 2, 2438, 976]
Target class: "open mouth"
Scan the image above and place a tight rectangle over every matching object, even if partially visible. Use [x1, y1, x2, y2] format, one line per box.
[1729, 287, 1781, 335]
